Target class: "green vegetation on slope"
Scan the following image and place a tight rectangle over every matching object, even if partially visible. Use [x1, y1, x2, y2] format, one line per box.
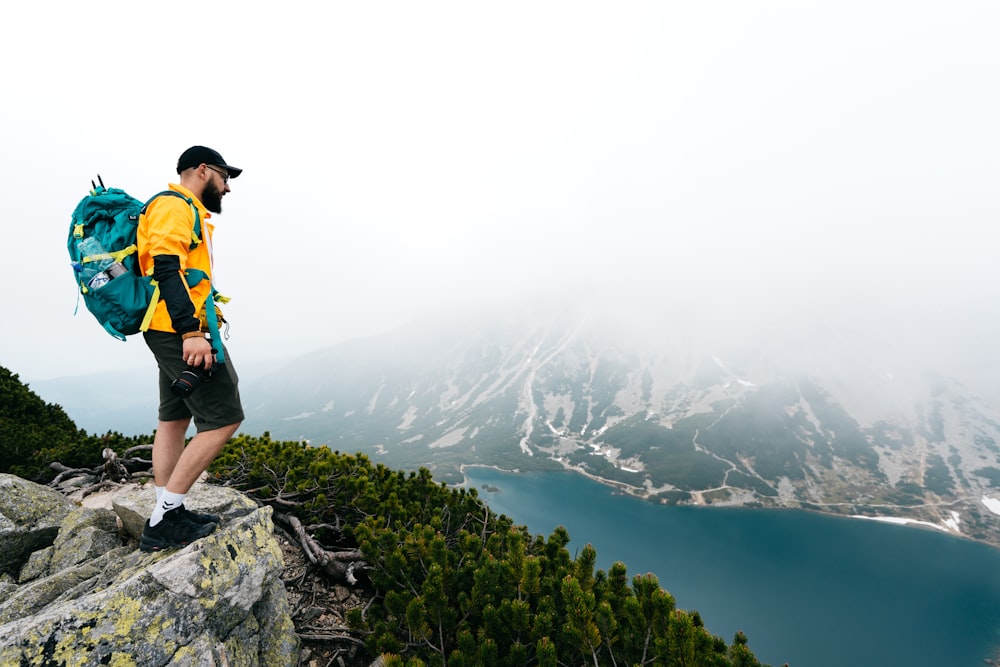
[210, 434, 768, 666]
[0, 367, 149, 481]
[1, 365, 770, 666]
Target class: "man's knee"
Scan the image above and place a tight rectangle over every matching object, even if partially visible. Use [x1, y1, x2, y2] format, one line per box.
[210, 421, 241, 441]
[158, 418, 192, 430]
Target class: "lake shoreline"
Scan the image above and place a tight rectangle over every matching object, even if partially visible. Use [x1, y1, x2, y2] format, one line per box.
[458, 462, 1000, 552]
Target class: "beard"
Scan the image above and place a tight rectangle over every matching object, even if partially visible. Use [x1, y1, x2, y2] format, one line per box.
[202, 179, 224, 214]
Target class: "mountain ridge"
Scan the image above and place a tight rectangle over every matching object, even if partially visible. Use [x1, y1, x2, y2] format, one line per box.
[32, 300, 1000, 547]
[238, 302, 1000, 546]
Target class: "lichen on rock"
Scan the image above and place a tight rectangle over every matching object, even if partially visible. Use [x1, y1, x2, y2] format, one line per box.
[0, 478, 299, 667]
[0, 473, 76, 577]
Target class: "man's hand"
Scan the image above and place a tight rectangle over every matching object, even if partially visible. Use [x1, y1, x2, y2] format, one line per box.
[182, 336, 214, 370]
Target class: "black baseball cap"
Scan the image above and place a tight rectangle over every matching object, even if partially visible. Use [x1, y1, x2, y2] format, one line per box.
[176, 146, 242, 179]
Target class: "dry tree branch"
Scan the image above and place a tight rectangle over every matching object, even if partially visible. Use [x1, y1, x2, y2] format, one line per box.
[275, 512, 368, 584]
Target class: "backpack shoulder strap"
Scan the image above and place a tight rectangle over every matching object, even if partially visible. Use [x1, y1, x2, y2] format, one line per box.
[141, 190, 203, 250]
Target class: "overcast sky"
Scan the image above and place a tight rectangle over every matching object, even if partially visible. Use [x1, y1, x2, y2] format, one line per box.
[3, 2, 998, 383]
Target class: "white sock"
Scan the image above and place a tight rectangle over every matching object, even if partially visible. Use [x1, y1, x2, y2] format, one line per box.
[149, 490, 187, 527]
[155, 486, 165, 503]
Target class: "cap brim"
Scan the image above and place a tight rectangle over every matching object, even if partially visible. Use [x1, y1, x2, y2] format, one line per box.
[222, 165, 242, 179]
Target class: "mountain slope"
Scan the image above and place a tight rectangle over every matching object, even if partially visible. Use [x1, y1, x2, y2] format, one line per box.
[240, 303, 1000, 546]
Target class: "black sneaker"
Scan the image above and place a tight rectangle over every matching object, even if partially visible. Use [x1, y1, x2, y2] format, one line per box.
[139, 508, 217, 552]
[176, 504, 222, 525]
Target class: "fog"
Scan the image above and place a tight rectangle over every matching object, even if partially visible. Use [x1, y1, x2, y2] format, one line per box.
[3, 3, 998, 392]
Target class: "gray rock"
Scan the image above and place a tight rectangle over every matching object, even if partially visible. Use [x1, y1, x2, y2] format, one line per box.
[0, 479, 299, 667]
[0, 474, 75, 577]
[17, 546, 52, 584]
[49, 507, 123, 573]
[15, 507, 123, 585]
[0, 578, 16, 605]
[0, 551, 113, 623]
[113, 483, 259, 540]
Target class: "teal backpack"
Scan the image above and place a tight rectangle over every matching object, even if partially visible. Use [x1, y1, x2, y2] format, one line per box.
[67, 176, 226, 361]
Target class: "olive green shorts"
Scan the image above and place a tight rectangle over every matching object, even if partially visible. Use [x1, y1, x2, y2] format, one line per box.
[143, 331, 245, 432]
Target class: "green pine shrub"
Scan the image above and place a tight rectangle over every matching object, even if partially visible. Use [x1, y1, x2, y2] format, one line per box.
[0, 366, 149, 481]
[0, 368, 767, 666]
[211, 433, 767, 666]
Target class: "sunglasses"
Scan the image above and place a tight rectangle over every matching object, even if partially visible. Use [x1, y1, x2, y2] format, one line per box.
[206, 165, 230, 183]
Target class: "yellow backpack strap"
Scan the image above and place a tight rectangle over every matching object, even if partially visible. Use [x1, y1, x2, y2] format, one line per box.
[79, 245, 136, 266]
[111, 244, 138, 264]
[139, 279, 160, 333]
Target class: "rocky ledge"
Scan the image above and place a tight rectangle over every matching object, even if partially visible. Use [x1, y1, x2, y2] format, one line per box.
[0, 473, 300, 666]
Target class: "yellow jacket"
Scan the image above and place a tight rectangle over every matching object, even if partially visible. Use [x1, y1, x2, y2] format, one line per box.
[137, 183, 216, 334]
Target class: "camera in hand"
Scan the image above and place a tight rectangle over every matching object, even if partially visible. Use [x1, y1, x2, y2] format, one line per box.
[170, 358, 215, 398]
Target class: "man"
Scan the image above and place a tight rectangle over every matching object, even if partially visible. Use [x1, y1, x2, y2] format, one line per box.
[136, 146, 245, 552]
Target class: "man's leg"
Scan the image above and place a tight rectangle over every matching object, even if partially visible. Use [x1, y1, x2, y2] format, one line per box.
[141, 331, 244, 550]
[143, 420, 240, 550]
[152, 418, 192, 487]
[141, 330, 243, 551]
[164, 421, 241, 494]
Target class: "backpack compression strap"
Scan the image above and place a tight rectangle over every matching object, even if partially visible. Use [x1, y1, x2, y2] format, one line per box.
[139, 280, 162, 334]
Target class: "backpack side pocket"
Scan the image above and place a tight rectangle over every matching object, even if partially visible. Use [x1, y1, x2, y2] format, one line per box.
[83, 273, 156, 340]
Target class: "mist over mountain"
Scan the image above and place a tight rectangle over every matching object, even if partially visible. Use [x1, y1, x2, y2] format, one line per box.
[229, 290, 1000, 545]
[33, 284, 1000, 546]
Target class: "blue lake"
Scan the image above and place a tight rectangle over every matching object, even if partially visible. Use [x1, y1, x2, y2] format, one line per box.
[463, 466, 1000, 667]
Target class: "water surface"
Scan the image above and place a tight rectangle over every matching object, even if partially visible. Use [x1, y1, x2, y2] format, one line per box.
[464, 467, 1000, 667]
